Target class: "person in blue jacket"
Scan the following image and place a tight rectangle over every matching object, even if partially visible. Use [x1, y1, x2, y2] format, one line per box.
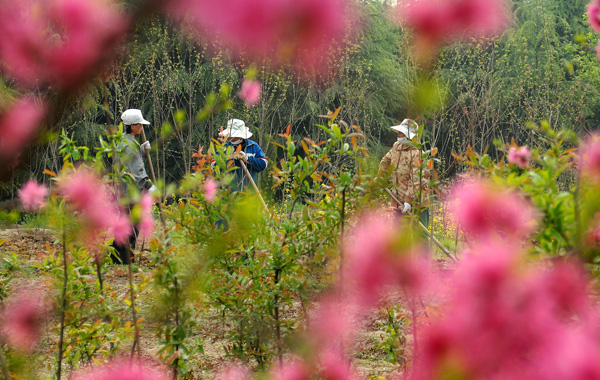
[218, 118, 268, 192]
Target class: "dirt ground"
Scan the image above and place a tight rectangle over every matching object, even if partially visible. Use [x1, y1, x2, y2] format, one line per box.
[0, 227, 413, 379]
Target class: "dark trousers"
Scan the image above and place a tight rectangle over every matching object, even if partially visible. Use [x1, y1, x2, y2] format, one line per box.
[110, 206, 138, 264]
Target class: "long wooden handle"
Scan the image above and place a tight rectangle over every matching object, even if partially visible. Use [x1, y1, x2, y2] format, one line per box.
[239, 160, 269, 213]
[384, 188, 457, 262]
[140, 128, 167, 229]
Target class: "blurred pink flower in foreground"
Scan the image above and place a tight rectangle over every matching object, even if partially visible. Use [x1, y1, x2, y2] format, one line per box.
[60, 168, 130, 245]
[412, 245, 600, 380]
[204, 178, 218, 203]
[1, 291, 50, 351]
[18, 179, 49, 211]
[395, 0, 509, 60]
[239, 79, 262, 107]
[109, 215, 132, 246]
[344, 212, 427, 307]
[450, 179, 537, 242]
[138, 193, 155, 239]
[507, 146, 531, 168]
[581, 132, 600, 181]
[167, 0, 358, 79]
[270, 359, 310, 380]
[215, 363, 251, 380]
[0, 0, 128, 90]
[310, 295, 358, 348]
[319, 349, 356, 380]
[73, 359, 167, 380]
[589, 0, 600, 33]
[0, 97, 46, 161]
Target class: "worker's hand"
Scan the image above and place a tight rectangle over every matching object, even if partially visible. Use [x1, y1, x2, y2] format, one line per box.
[232, 151, 248, 162]
[140, 141, 151, 152]
[148, 184, 159, 195]
[402, 202, 411, 214]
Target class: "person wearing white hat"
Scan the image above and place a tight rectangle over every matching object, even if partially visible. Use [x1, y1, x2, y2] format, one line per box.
[379, 118, 429, 224]
[214, 118, 268, 192]
[112, 108, 157, 263]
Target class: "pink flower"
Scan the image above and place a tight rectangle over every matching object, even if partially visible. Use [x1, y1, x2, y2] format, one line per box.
[138, 193, 155, 239]
[589, 1, 600, 33]
[60, 168, 130, 245]
[0, 97, 46, 161]
[270, 359, 310, 380]
[18, 180, 49, 211]
[1, 291, 51, 351]
[109, 215, 132, 245]
[215, 363, 251, 380]
[581, 132, 600, 182]
[73, 359, 168, 380]
[166, 0, 358, 79]
[507, 146, 531, 168]
[0, 0, 47, 88]
[319, 349, 356, 380]
[412, 247, 600, 380]
[449, 179, 537, 242]
[204, 178, 218, 203]
[395, 0, 509, 60]
[344, 212, 427, 307]
[587, 213, 600, 247]
[45, 0, 129, 90]
[60, 169, 105, 219]
[0, 0, 128, 91]
[310, 295, 359, 348]
[239, 79, 262, 107]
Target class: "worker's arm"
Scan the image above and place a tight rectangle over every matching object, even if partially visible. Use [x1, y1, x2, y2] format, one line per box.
[246, 145, 268, 172]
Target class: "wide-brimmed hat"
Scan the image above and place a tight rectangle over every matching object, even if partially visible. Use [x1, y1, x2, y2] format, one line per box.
[390, 119, 418, 139]
[121, 109, 150, 125]
[221, 119, 253, 139]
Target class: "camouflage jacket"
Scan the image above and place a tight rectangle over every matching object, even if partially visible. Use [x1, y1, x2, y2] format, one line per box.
[378, 142, 429, 207]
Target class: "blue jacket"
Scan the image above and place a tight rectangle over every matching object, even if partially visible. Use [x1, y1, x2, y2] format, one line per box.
[222, 139, 268, 192]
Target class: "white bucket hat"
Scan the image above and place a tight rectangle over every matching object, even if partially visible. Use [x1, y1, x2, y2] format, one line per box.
[390, 119, 418, 139]
[121, 109, 150, 125]
[222, 119, 253, 139]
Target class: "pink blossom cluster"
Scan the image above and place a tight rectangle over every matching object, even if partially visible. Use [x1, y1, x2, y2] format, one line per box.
[73, 359, 168, 380]
[138, 193, 156, 239]
[581, 132, 600, 182]
[588, 0, 600, 61]
[166, 0, 358, 79]
[587, 213, 600, 247]
[1, 291, 51, 351]
[204, 178, 218, 203]
[215, 363, 252, 380]
[412, 247, 600, 380]
[449, 179, 537, 242]
[395, 0, 509, 61]
[59, 168, 131, 246]
[0, 0, 128, 91]
[343, 212, 428, 307]
[0, 97, 47, 164]
[507, 145, 531, 168]
[18, 179, 49, 211]
[239, 79, 262, 107]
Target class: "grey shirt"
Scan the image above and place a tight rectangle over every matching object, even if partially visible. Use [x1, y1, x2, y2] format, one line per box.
[115, 134, 150, 192]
